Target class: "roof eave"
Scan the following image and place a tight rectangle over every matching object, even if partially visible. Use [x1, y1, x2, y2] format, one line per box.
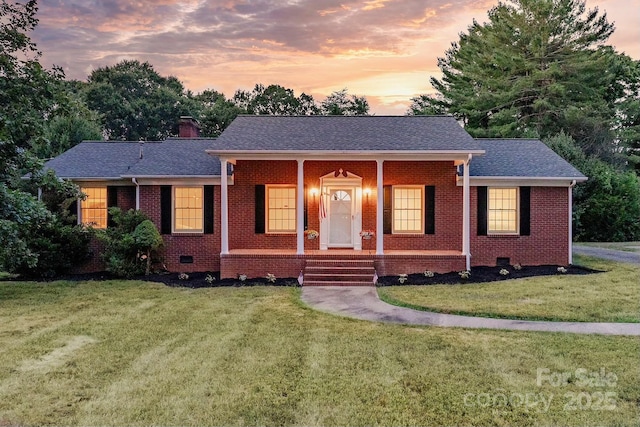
[205, 149, 485, 161]
[459, 176, 588, 187]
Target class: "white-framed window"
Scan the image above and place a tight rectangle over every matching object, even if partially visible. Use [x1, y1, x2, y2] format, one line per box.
[488, 187, 518, 234]
[80, 187, 107, 229]
[393, 186, 424, 234]
[267, 185, 296, 233]
[174, 186, 203, 233]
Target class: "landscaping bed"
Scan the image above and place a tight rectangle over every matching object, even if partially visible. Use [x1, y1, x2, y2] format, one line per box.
[376, 264, 600, 286]
[7, 264, 601, 288]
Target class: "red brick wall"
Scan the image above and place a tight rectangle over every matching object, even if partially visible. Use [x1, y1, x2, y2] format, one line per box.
[470, 186, 569, 266]
[117, 186, 136, 212]
[139, 185, 221, 273]
[220, 254, 304, 279]
[382, 161, 461, 251]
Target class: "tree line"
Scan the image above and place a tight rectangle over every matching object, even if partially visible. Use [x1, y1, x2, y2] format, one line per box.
[1, 0, 639, 277]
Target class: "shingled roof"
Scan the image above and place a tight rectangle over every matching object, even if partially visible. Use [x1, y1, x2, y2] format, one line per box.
[43, 139, 222, 179]
[210, 115, 482, 153]
[470, 139, 586, 180]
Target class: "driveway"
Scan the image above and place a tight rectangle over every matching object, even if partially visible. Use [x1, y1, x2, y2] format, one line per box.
[301, 286, 640, 336]
[573, 244, 640, 264]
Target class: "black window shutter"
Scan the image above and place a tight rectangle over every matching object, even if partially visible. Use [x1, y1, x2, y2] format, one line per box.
[303, 184, 308, 230]
[204, 185, 214, 234]
[106, 186, 118, 227]
[425, 185, 435, 234]
[69, 199, 78, 224]
[477, 186, 487, 236]
[383, 185, 392, 234]
[519, 186, 531, 236]
[160, 186, 172, 235]
[255, 185, 265, 234]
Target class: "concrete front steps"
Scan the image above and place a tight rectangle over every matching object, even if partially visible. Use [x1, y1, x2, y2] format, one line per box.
[303, 258, 375, 286]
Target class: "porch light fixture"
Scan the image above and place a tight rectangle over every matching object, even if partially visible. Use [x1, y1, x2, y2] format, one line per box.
[363, 187, 372, 201]
[310, 188, 318, 199]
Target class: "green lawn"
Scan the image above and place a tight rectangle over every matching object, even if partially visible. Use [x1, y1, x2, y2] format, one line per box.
[378, 256, 640, 323]
[0, 279, 638, 426]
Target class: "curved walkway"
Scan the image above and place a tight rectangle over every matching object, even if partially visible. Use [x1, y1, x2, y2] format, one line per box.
[301, 286, 640, 336]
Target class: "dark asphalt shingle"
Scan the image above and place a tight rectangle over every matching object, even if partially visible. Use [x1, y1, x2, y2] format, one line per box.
[471, 139, 586, 178]
[211, 115, 481, 151]
[44, 140, 222, 179]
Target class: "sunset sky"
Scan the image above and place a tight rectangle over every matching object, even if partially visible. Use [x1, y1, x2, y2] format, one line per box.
[32, 0, 640, 115]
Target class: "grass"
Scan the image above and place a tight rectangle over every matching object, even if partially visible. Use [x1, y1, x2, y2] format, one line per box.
[576, 242, 640, 253]
[378, 256, 640, 323]
[0, 278, 638, 426]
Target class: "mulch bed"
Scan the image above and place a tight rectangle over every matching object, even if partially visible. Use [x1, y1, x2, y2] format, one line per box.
[13, 264, 601, 288]
[376, 264, 601, 286]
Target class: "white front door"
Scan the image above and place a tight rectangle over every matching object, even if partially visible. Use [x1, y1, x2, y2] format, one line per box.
[328, 188, 353, 247]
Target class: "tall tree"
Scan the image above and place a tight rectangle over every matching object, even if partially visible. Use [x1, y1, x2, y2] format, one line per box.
[0, 0, 91, 276]
[83, 60, 196, 140]
[233, 84, 319, 115]
[320, 88, 370, 116]
[0, 0, 64, 181]
[191, 89, 242, 137]
[411, 0, 634, 160]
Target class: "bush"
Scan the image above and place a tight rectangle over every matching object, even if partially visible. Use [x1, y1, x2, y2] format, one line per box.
[98, 208, 163, 277]
[545, 133, 640, 241]
[0, 183, 91, 278]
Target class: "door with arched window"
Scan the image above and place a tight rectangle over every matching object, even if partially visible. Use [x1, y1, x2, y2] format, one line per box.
[328, 188, 353, 246]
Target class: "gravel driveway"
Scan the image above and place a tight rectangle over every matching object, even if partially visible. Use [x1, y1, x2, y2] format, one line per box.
[573, 244, 640, 264]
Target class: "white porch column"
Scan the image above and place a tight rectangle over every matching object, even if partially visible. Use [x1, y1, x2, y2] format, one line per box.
[220, 158, 229, 255]
[297, 159, 305, 255]
[462, 155, 471, 270]
[376, 159, 384, 255]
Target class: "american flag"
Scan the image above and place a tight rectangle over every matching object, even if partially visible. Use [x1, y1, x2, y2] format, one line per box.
[319, 192, 327, 219]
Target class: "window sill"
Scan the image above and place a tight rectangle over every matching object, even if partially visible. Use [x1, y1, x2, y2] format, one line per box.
[169, 232, 204, 237]
[389, 233, 427, 237]
[486, 233, 520, 238]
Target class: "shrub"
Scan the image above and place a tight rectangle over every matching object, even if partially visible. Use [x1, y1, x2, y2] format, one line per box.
[132, 219, 163, 275]
[0, 183, 91, 278]
[98, 208, 161, 277]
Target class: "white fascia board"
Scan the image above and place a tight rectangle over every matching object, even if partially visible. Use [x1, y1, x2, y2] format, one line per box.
[458, 176, 588, 187]
[205, 149, 485, 162]
[133, 176, 233, 186]
[69, 178, 132, 186]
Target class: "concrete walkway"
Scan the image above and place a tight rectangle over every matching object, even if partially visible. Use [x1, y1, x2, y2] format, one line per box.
[301, 286, 640, 336]
[573, 245, 640, 265]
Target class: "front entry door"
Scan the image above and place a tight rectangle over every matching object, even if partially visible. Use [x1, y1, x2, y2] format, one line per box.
[328, 189, 353, 247]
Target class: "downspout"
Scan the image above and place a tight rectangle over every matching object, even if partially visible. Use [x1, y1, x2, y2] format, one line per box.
[568, 180, 576, 265]
[132, 178, 140, 210]
[463, 154, 472, 271]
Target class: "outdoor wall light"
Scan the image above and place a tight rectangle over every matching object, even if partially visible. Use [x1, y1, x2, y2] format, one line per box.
[310, 188, 319, 199]
[363, 188, 372, 198]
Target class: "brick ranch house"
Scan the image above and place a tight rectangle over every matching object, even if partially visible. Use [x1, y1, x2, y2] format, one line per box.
[44, 115, 586, 284]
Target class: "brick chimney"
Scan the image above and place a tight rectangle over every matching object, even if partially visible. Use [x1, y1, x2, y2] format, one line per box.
[178, 116, 201, 138]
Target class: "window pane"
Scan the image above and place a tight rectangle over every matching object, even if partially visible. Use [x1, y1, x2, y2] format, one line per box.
[81, 187, 107, 229]
[488, 188, 517, 233]
[267, 186, 296, 232]
[392, 187, 423, 233]
[175, 187, 203, 232]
